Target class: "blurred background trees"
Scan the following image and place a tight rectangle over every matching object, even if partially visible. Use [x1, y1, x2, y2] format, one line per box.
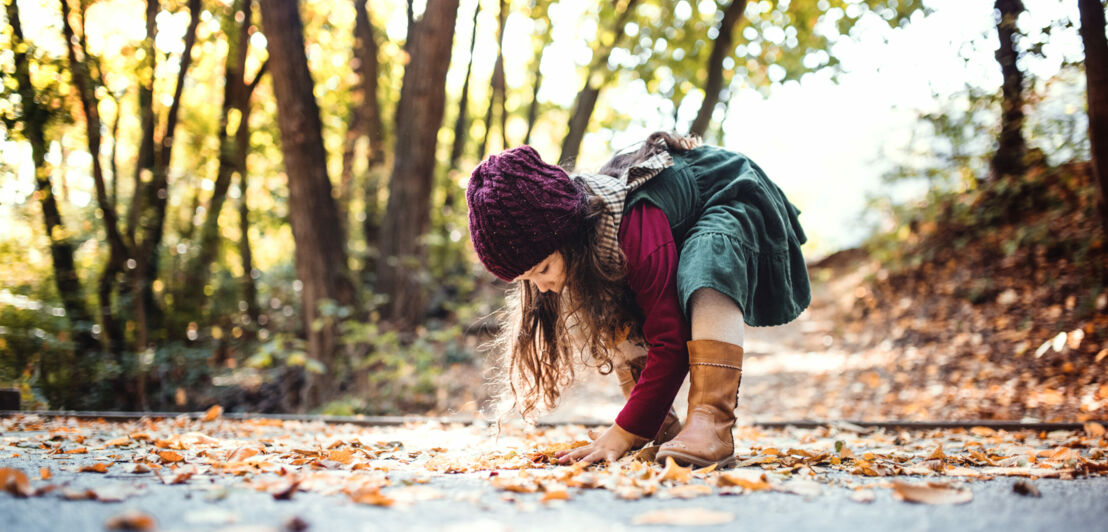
[0, 0, 1103, 415]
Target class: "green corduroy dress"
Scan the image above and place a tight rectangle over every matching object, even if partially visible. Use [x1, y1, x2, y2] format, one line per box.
[624, 145, 811, 327]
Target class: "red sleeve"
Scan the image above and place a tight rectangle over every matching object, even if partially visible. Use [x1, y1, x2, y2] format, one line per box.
[614, 202, 691, 439]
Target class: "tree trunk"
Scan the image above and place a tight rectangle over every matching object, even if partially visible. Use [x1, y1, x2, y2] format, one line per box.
[11, 0, 100, 408]
[523, 2, 551, 147]
[136, 0, 201, 340]
[478, 0, 509, 158]
[60, 0, 137, 404]
[1079, 0, 1108, 238]
[259, 0, 358, 409]
[339, 0, 387, 228]
[178, 0, 254, 327]
[689, 0, 747, 138]
[377, 0, 460, 326]
[558, 0, 640, 168]
[449, 0, 481, 169]
[990, 0, 1027, 179]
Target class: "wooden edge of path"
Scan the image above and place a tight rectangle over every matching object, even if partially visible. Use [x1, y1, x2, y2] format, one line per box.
[0, 410, 1103, 433]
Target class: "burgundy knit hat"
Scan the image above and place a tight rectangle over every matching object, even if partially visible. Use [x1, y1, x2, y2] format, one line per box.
[466, 146, 587, 281]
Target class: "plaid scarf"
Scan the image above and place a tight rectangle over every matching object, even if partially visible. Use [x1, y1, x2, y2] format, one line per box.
[575, 148, 674, 269]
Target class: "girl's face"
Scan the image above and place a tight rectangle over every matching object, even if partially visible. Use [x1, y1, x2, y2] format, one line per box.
[515, 251, 566, 294]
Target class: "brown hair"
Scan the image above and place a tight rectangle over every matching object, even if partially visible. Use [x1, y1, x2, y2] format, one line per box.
[494, 131, 701, 420]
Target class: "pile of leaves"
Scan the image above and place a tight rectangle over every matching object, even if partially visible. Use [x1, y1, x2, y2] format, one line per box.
[801, 162, 1107, 422]
[1, 411, 1106, 527]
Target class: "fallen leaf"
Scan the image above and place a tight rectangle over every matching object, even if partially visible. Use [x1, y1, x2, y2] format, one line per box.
[659, 457, 693, 483]
[715, 470, 772, 491]
[132, 464, 152, 474]
[105, 510, 156, 531]
[328, 449, 354, 465]
[891, 481, 973, 505]
[202, 405, 224, 422]
[1085, 422, 1106, 438]
[1012, 480, 1041, 497]
[268, 476, 302, 500]
[227, 445, 262, 462]
[348, 486, 394, 506]
[106, 436, 131, 447]
[632, 508, 734, 526]
[0, 468, 34, 497]
[39, 468, 50, 481]
[157, 450, 184, 463]
[79, 463, 110, 473]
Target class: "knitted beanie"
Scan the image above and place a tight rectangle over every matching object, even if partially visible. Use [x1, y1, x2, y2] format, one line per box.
[466, 146, 587, 281]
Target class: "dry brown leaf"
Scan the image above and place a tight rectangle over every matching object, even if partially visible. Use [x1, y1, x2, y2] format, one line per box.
[227, 445, 262, 462]
[106, 436, 131, 447]
[270, 477, 302, 500]
[540, 486, 570, 502]
[1085, 422, 1106, 437]
[157, 450, 184, 463]
[131, 464, 152, 474]
[39, 468, 50, 481]
[327, 449, 354, 465]
[105, 510, 156, 531]
[891, 481, 973, 505]
[348, 486, 394, 506]
[202, 405, 224, 422]
[659, 457, 693, 483]
[0, 467, 33, 497]
[715, 470, 772, 491]
[79, 462, 110, 474]
[65, 447, 88, 454]
[1013, 480, 1041, 497]
[632, 508, 734, 526]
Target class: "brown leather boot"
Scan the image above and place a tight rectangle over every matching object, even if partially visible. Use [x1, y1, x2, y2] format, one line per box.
[655, 339, 743, 468]
[616, 359, 683, 445]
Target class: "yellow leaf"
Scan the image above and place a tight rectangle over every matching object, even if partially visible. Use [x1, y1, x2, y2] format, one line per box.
[158, 450, 185, 463]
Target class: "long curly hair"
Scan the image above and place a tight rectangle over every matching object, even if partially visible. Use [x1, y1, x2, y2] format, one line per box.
[493, 131, 700, 420]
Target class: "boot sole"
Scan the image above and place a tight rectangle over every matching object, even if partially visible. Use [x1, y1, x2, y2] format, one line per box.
[655, 449, 737, 469]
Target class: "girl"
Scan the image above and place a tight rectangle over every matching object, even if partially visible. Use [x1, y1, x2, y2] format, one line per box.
[466, 132, 810, 467]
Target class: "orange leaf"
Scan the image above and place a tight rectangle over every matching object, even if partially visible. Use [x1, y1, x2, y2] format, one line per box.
[65, 447, 88, 454]
[0, 468, 33, 497]
[349, 486, 394, 506]
[328, 449, 354, 465]
[105, 510, 156, 531]
[79, 463, 110, 473]
[158, 450, 184, 463]
[202, 405, 224, 422]
[659, 456, 693, 483]
[106, 436, 131, 447]
[1085, 422, 1106, 437]
[39, 468, 51, 481]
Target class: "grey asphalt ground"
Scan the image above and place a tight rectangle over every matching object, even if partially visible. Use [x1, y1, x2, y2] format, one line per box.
[3, 448, 1107, 532]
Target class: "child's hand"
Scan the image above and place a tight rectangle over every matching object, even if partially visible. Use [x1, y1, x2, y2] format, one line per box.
[555, 424, 649, 465]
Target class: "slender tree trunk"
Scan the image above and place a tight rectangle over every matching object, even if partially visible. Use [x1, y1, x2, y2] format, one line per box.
[178, 0, 254, 327]
[523, 2, 550, 147]
[1079, 0, 1108, 238]
[136, 0, 201, 335]
[259, 0, 358, 409]
[991, 0, 1027, 179]
[449, 1, 481, 168]
[128, 0, 159, 246]
[10, 0, 100, 408]
[339, 0, 386, 232]
[478, 0, 509, 159]
[237, 62, 265, 334]
[377, 0, 460, 326]
[59, 0, 134, 398]
[558, 0, 640, 168]
[689, 0, 747, 137]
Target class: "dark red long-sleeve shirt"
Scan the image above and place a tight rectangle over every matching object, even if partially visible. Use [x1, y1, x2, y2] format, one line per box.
[614, 203, 692, 439]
